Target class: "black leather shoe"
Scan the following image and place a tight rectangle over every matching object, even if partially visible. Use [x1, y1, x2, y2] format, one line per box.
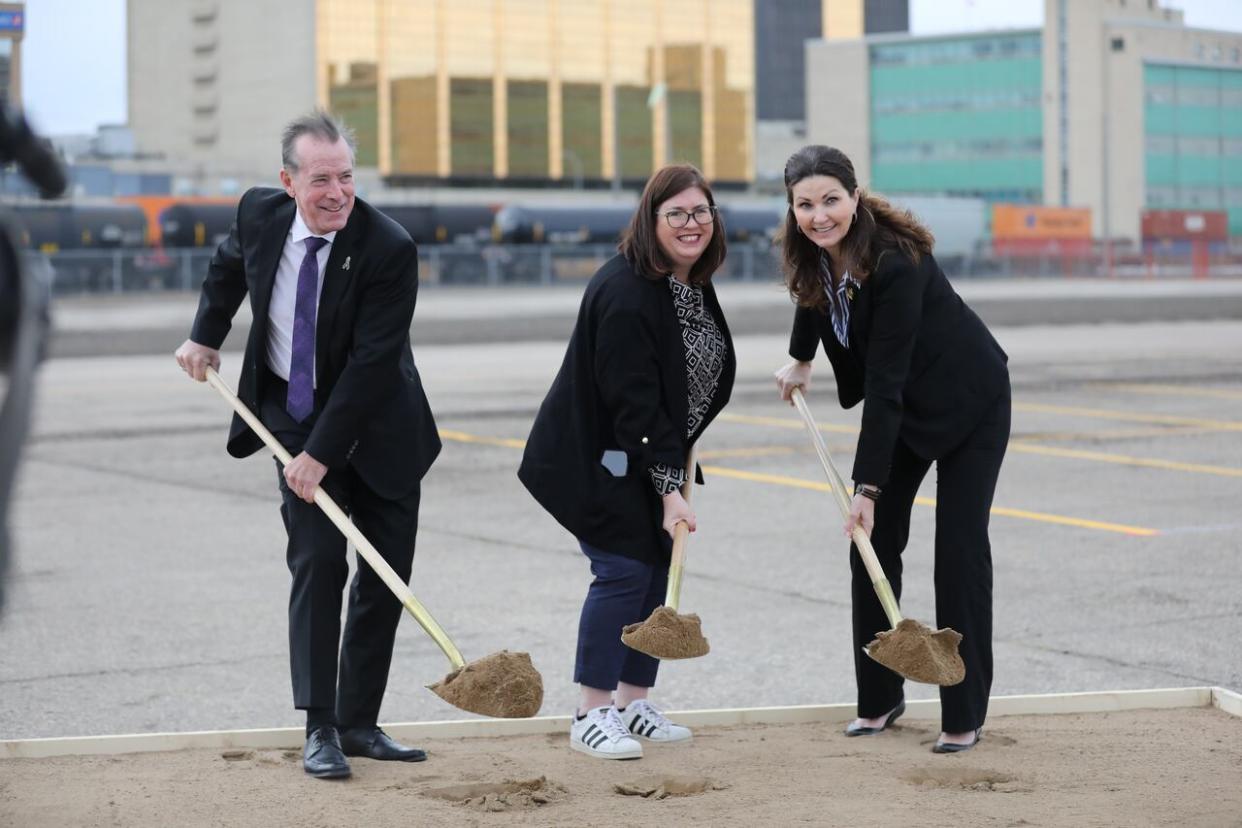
[303, 726, 351, 778]
[339, 726, 428, 762]
[845, 699, 906, 737]
[932, 727, 982, 754]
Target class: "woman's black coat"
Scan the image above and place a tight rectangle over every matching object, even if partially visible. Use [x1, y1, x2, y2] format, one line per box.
[519, 254, 735, 564]
[790, 248, 1009, 486]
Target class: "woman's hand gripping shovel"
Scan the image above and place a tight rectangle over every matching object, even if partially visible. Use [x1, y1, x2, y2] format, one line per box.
[620, 446, 710, 660]
[791, 387, 964, 686]
[205, 368, 544, 717]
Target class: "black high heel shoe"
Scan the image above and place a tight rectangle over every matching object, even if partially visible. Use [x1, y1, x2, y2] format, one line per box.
[932, 727, 982, 754]
[844, 699, 906, 736]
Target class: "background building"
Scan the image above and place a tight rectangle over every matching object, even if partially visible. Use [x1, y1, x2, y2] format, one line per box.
[806, 0, 1242, 241]
[753, 0, 908, 184]
[127, 0, 754, 189]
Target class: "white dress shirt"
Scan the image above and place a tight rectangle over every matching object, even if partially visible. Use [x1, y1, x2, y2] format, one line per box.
[266, 211, 336, 385]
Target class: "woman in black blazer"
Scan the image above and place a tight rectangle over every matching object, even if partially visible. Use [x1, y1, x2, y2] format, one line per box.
[520, 164, 735, 760]
[774, 145, 1010, 754]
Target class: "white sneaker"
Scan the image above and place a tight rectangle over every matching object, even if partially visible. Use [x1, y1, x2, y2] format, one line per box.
[621, 699, 692, 743]
[569, 706, 643, 760]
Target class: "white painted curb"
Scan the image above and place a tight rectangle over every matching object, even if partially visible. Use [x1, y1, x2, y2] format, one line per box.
[3, 685, 1238, 760]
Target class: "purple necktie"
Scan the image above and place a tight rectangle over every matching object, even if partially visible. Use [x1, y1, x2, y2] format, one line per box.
[286, 236, 328, 422]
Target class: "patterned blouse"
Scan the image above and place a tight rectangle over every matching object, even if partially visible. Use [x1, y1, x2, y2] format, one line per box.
[649, 276, 728, 496]
[819, 251, 859, 349]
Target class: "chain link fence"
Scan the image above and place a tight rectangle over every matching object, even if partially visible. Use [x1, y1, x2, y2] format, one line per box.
[30, 242, 1242, 296]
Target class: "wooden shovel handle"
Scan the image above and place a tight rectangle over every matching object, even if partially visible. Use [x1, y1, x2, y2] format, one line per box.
[664, 445, 697, 611]
[790, 388, 903, 628]
[204, 368, 467, 670]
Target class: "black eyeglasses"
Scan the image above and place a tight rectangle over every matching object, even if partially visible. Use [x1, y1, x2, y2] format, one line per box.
[658, 205, 717, 229]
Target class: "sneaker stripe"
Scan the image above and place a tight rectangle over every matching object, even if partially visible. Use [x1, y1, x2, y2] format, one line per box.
[582, 724, 600, 744]
[589, 732, 609, 749]
[644, 722, 658, 738]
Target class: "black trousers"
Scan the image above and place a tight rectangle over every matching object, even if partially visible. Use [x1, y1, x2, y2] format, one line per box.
[851, 391, 1011, 733]
[262, 373, 420, 729]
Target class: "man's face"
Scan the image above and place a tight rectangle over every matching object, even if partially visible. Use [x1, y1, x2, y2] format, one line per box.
[279, 135, 355, 235]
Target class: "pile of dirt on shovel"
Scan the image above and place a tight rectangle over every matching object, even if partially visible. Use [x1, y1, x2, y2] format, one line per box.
[428, 650, 544, 718]
[621, 606, 710, 659]
[867, 619, 965, 686]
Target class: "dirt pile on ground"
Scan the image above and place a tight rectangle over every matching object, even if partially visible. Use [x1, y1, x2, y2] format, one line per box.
[614, 775, 729, 799]
[424, 776, 566, 812]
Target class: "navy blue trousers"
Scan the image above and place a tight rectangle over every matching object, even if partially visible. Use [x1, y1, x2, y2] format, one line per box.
[574, 541, 668, 690]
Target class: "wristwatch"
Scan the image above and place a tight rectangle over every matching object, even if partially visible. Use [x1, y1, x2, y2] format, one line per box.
[854, 483, 882, 501]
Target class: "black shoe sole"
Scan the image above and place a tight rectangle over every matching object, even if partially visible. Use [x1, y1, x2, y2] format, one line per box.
[304, 765, 352, 779]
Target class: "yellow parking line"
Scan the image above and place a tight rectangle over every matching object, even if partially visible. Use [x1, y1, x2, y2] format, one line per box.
[703, 465, 1159, 537]
[1016, 425, 1217, 443]
[720, 411, 1242, 478]
[1092, 382, 1242, 402]
[696, 446, 797, 460]
[432, 430, 1160, 537]
[437, 429, 527, 450]
[1007, 442, 1242, 478]
[1014, 402, 1242, 431]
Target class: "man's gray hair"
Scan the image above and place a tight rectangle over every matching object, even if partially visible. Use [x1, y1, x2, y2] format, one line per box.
[281, 110, 357, 172]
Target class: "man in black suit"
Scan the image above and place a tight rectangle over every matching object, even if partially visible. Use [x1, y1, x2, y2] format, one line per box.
[175, 111, 441, 779]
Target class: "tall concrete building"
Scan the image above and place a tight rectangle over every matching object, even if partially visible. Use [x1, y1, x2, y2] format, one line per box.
[0, 3, 24, 109]
[127, 0, 754, 188]
[753, 0, 907, 183]
[806, 0, 1242, 240]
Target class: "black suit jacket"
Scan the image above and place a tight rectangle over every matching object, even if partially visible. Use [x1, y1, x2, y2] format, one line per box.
[790, 248, 1008, 486]
[190, 187, 441, 499]
[519, 254, 736, 564]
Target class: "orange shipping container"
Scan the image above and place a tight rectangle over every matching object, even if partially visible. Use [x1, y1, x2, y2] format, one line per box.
[992, 205, 1092, 240]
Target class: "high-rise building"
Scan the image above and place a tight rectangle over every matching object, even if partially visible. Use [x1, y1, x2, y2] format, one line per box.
[127, 0, 754, 187]
[0, 3, 24, 109]
[806, 0, 1242, 240]
[753, 0, 907, 183]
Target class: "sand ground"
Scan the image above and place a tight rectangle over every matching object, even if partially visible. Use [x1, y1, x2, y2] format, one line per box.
[3, 707, 1241, 827]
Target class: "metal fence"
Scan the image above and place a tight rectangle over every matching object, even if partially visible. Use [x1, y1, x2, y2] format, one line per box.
[29, 243, 1242, 296]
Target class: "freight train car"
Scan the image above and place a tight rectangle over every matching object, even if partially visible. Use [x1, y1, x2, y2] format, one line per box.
[4, 203, 148, 251]
[494, 202, 784, 245]
[372, 203, 499, 245]
[159, 203, 238, 249]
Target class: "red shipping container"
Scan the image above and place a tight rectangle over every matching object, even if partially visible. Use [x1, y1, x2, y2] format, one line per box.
[1140, 209, 1228, 242]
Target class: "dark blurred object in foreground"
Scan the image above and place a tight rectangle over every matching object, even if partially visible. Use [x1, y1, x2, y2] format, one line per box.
[0, 103, 65, 616]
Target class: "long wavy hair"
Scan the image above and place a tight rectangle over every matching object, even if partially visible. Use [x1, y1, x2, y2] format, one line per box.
[777, 145, 934, 310]
[618, 164, 727, 288]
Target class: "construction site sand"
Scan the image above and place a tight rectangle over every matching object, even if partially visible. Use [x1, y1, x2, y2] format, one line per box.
[4, 707, 1241, 827]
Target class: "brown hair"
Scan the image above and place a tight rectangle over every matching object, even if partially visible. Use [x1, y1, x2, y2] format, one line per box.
[777, 145, 934, 310]
[618, 163, 727, 288]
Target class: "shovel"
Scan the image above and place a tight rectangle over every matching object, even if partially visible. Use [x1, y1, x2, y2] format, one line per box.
[205, 368, 544, 718]
[791, 388, 964, 686]
[620, 446, 710, 660]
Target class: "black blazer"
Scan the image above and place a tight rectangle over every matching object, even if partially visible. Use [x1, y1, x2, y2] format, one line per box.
[190, 187, 441, 500]
[790, 248, 1008, 486]
[519, 254, 736, 564]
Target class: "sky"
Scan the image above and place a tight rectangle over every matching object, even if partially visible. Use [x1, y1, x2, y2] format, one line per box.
[18, 0, 1242, 137]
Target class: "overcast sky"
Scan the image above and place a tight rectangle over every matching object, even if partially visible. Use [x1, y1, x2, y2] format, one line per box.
[19, 0, 1242, 136]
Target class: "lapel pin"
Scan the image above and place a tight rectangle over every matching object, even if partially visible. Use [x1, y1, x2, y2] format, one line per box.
[342, 256, 350, 271]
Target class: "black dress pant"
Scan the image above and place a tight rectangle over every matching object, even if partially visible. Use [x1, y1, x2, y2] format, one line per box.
[850, 391, 1011, 733]
[262, 373, 420, 729]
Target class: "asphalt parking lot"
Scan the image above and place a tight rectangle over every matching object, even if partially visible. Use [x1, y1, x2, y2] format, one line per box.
[2, 280, 1240, 739]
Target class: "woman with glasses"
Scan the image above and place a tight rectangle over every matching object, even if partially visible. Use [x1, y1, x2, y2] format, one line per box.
[773, 145, 1010, 754]
[519, 164, 735, 760]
